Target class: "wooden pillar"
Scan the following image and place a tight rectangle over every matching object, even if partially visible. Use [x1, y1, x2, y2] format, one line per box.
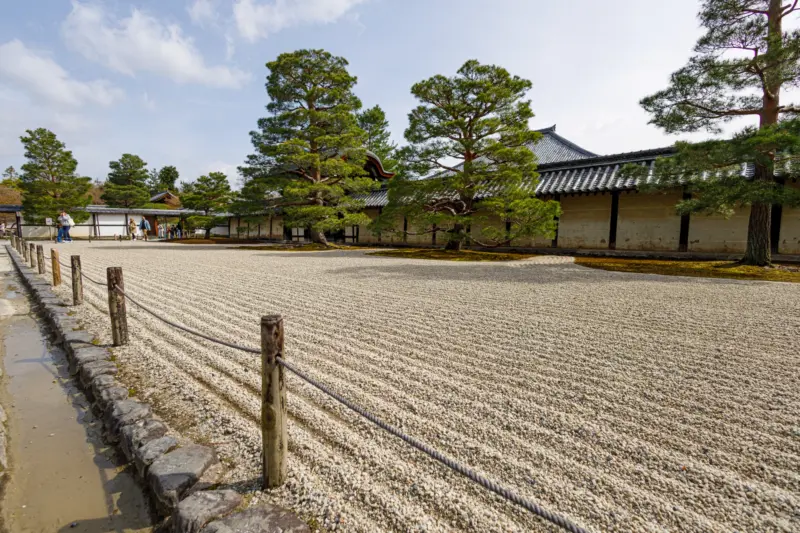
[608, 191, 620, 250]
[36, 245, 45, 274]
[29, 243, 37, 269]
[22, 240, 28, 261]
[679, 188, 691, 252]
[71, 256, 83, 305]
[51, 249, 61, 286]
[552, 193, 561, 248]
[107, 267, 128, 346]
[261, 315, 287, 489]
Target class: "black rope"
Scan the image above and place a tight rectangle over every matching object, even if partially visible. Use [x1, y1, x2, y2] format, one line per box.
[112, 285, 261, 354]
[277, 357, 590, 533]
[58, 259, 105, 286]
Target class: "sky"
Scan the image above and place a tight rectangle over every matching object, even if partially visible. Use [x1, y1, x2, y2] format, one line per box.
[0, 0, 766, 186]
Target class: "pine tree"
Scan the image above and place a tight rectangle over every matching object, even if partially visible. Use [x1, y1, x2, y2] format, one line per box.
[182, 172, 232, 238]
[633, 0, 800, 265]
[380, 60, 560, 251]
[158, 165, 180, 192]
[102, 154, 150, 208]
[357, 105, 398, 171]
[240, 49, 375, 245]
[18, 128, 92, 224]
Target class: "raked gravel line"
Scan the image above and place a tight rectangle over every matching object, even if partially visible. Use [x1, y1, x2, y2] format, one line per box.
[41, 241, 799, 533]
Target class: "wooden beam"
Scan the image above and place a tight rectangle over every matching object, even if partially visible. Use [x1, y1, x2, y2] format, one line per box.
[608, 191, 619, 250]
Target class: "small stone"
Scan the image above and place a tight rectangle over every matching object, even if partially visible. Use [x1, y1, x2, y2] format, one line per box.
[98, 386, 129, 407]
[173, 490, 243, 533]
[134, 435, 178, 478]
[70, 347, 109, 374]
[90, 375, 118, 399]
[148, 445, 217, 515]
[80, 360, 117, 388]
[201, 504, 310, 533]
[104, 400, 152, 443]
[120, 419, 168, 462]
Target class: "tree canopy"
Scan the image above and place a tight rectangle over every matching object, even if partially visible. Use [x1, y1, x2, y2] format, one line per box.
[182, 171, 232, 237]
[627, 0, 800, 265]
[102, 153, 150, 208]
[239, 49, 375, 245]
[18, 128, 92, 224]
[357, 105, 398, 172]
[377, 59, 560, 250]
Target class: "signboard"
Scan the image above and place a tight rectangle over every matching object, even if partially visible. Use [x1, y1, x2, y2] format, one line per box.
[45, 217, 53, 226]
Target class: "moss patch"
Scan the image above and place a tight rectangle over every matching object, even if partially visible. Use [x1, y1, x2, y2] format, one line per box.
[172, 238, 263, 245]
[368, 248, 537, 262]
[575, 257, 800, 283]
[230, 243, 360, 252]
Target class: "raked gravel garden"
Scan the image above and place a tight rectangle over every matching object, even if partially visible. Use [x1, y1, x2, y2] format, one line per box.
[37, 241, 800, 533]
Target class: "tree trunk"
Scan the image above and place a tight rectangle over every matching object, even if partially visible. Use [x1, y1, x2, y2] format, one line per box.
[742, 201, 772, 266]
[445, 224, 464, 251]
[205, 228, 211, 239]
[309, 229, 329, 246]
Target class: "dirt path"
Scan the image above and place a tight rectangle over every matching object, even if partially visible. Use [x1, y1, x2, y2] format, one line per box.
[0, 247, 153, 533]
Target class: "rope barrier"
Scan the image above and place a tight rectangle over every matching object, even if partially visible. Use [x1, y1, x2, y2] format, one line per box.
[58, 259, 105, 286]
[40, 249, 592, 533]
[108, 284, 590, 533]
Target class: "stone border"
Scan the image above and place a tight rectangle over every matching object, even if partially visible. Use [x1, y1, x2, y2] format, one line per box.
[6, 245, 310, 533]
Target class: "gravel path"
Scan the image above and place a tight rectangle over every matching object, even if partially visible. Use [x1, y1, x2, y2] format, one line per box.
[41, 241, 800, 533]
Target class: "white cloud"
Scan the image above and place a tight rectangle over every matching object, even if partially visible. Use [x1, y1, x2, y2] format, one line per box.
[142, 91, 156, 111]
[188, 0, 219, 27]
[62, 1, 250, 89]
[0, 39, 123, 108]
[233, 0, 367, 42]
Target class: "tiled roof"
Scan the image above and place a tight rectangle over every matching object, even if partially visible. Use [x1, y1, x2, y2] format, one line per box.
[532, 146, 676, 195]
[355, 146, 678, 207]
[529, 125, 597, 164]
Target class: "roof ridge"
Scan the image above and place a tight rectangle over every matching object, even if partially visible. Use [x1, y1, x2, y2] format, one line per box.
[538, 145, 676, 170]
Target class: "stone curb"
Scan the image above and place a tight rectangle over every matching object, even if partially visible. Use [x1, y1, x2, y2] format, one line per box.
[5, 245, 311, 533]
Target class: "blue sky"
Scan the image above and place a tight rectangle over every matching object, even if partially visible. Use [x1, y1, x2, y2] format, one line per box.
[0, 0, 752, 186]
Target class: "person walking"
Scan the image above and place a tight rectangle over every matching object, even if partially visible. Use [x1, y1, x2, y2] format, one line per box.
[128, 218, 137, 241]
[139, 218, 151, 241]
[58, 210, 74, 242]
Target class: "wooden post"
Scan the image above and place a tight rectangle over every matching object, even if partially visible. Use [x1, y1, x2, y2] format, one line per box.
[71, 256, 83, 305]
[107, 267, 128, 346]
[22, 240, 28, 261]
[261, 315, 287, 488]
[36, 245, 46, 275]
[51, 249, 61, 286]
[29, 243, 36, 269]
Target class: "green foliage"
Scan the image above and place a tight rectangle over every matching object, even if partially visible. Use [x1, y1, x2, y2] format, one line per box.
[146, 166, 180, 195]
[2, 166, 21, 191]
[631, 0, 800, 265]
[379, 59, 560, 250]
[102, 153, 150, 208]
[357, 105, 398, 172]
[181, 172, 232, 214]
[18, 128, 92, 224]
[239, 49, 375, 243]
[158, 165, 180, 192]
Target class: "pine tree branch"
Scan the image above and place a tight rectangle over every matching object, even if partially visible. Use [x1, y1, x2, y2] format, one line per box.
[676, 100, 762, 118]
[782, 0, 799, 16]
[778, 105, 800, 113]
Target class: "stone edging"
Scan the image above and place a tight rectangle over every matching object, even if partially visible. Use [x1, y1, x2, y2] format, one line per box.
[6, 245, 310, 533]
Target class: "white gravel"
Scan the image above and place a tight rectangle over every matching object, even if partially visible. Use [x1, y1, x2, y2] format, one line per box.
[41, 241, 800, 533]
